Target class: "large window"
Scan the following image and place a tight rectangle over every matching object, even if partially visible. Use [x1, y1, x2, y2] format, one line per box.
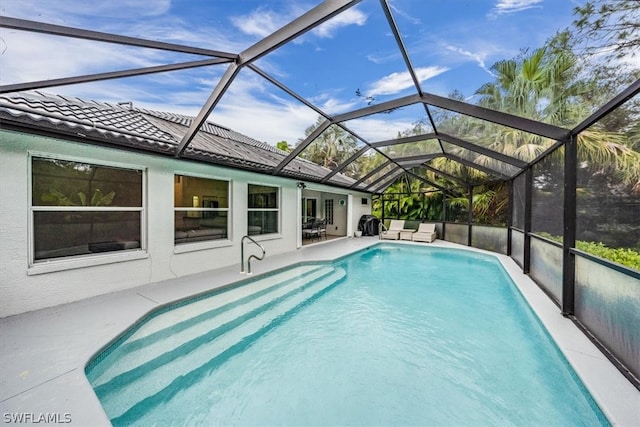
[31, 156, 143, 262]
[248, 184, 279, 235]
[174, 175, 230, 244]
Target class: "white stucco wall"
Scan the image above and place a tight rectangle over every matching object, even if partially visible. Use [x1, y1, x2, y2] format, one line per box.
[0, 130, 371, 317]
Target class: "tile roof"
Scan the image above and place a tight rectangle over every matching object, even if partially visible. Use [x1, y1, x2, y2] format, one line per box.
[0, 91, 355, 186]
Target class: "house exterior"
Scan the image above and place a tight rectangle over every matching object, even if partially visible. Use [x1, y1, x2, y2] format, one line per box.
[0, 92, 372, 317]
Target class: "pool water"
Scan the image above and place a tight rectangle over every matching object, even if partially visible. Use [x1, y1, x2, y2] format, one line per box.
[87, 244, 609, 426]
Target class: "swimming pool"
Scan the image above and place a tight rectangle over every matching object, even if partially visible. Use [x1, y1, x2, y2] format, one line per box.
[86, 244, 609, 426]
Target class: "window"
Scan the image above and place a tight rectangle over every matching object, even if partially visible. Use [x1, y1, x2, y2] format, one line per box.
[248, 184, 279, 235]
[325, 199, 334, 225]
[174, 175, 230, 244]
[31, 156, 143, 262]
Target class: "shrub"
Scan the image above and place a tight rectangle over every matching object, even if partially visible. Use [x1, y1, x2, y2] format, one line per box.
[575, 241, 640, 271]
[535, 232, 640, 270]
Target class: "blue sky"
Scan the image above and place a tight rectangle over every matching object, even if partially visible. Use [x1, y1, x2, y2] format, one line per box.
[0, 0, 581, 146]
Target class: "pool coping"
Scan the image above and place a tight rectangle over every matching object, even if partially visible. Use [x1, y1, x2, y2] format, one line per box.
[0, 237, 638, 426]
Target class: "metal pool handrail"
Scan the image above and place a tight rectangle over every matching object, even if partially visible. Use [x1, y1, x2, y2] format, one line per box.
[378, 222, 388, 240]
[241, 235, 265, 275]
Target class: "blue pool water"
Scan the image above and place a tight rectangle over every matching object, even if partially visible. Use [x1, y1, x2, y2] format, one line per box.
[87, 244, 608, 426]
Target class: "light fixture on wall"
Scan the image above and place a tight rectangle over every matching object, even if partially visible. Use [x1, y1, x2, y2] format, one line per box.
[297, 182, 306, 189]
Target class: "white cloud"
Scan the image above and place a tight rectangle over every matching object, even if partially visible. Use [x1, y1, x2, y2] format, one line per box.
[74, 0, 172, 18]
[444, 44, 496, 77]
[230, 8, 288, 38]
[489, 0, 543, 17]
[342, 117, 416, 142]
[0, 31, 164, 85]
[316, 97, 359, 116]
[312, 8, 367, 38]
[0, 1, 343, 146]
[198, 72, 319, 145]
[302, 91, 358, 116]
[230, 5, 366, 42]
[121, 20, 246, 53]
[389, 4, 421, 25]
[366, 66, 449, 97]
[366, 50, 400, 65]
[209, 98, 318, 146]
[1, 0, 171, 24]
[2, 0, 245, 54]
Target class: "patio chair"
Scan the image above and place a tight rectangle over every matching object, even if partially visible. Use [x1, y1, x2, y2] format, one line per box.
[318, 218, 328, 240]
[380, 219, 405, 240]
[412, 223, 437, 243]
[303, 219, 324, 241]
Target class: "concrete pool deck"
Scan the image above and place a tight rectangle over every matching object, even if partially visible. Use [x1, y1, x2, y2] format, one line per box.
[0, 237, 638, 426]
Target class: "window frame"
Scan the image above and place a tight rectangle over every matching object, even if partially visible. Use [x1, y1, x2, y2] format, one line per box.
[247, 182, 281, 239]
[173, 173, 232, 251]
[27, 152, 148, 275]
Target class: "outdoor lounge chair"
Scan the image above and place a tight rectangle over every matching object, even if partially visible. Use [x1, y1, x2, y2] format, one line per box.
[380, 219, 405, 240]
[412, 223, 437, 243]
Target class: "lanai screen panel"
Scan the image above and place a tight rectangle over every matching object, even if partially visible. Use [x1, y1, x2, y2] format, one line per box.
[340, 103, 434, 143]
[253, 0, 410, 117]
[440, 141, 522, 177]
[325, 148, 388, 186]
[512, 173, 527, 230]
[5, 66, 228, 139]
[0, 30, 223, 91]
[445, 194, 469, 223]
[356, 162, 399, 191]
[425, 157, 489, 186]
[391, 2, 583, 113]
[429, 106, 558, 163]
[368, 168, 404, 193]
[576, 95, 640, 252]
[207, 67, 327, 177]
[410, 164, 464, 190]
[531, 149, 565, 239]
[381, 138, 441, 159]
[397, 159, 429, 168]
[284, 123, 364, 179]
[573, 98, 640, 386]
[2, 0, 630, 197]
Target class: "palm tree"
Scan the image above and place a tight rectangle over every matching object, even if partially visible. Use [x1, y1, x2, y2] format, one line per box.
[297, 117, 359, 170]
[380, 41, 639, 227]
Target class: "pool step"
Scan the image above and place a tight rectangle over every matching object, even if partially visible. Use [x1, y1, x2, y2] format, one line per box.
[87, 264, 326, 384]
[93, 266, 346, 423]
[130, 265, 325, 342]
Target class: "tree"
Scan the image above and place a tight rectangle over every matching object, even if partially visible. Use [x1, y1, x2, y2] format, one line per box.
[372, 176, 445, 221]
[377, 39, 639, 226]
[276, 140, 292, 152]
[474, 43, 640, 187]
[476, 46, 590, 129]
[297, 116, 359, 170]
[573, 0, 640, 59]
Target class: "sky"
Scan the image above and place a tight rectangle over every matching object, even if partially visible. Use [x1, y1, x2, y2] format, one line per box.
[0, 0, 583, 146]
